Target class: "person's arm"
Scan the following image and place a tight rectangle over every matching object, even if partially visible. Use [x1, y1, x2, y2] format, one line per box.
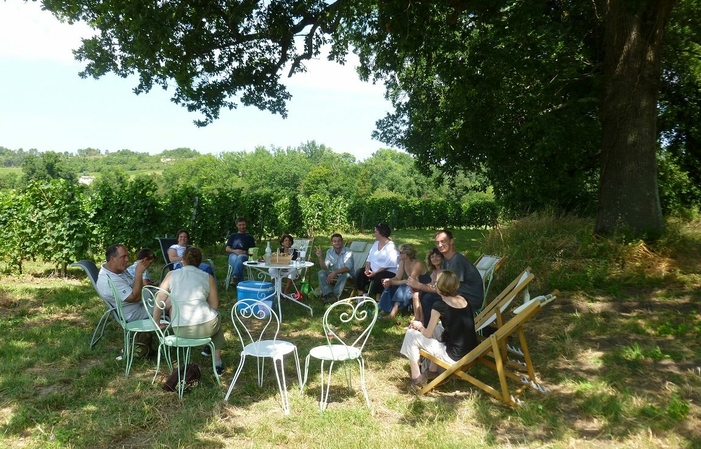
[206, 275, 219, 311]
[125, 259, 152, 303]
[410, 307, 441, 338]
[316, 246, 328, 270]
[383, 260, 404, 287]
[168, 247, 182, 263]
[226, 236, 246, 255]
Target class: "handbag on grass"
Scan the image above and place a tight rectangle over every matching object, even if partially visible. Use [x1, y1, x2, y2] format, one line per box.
[162, 364, 201, 393]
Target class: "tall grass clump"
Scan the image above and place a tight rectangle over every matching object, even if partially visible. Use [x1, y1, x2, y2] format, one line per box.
[481, 212, 682, 295]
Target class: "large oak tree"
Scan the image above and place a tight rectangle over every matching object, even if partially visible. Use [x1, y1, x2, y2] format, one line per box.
[39, 0, 697, 236]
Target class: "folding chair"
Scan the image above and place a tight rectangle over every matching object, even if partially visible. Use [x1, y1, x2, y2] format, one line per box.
[156, 237, 178, 282]
[475, 267, 533, 334]
[473, 254, 506, 312]
[345, 241, 370, 297]
[71, 260, 116, 349]
[418, 292, 556, 405]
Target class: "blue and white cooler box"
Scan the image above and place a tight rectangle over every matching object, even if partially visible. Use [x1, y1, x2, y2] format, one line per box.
[236, 280, 275, 316]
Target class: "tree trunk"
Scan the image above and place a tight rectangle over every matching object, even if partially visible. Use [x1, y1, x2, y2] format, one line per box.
[595, 0, 675, 237]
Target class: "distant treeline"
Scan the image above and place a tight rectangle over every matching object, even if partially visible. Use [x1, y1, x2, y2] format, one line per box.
[0, 142, 497, 273]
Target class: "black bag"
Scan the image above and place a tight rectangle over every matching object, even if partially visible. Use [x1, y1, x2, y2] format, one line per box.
[162, 363, 201, 393]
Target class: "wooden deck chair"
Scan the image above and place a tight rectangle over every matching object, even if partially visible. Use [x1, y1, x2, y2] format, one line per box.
[474, 267, 533, 335]
[418, 292, 557, 405]
[473, 254, 506, 312]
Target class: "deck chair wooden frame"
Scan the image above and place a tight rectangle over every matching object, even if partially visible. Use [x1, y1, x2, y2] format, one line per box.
[475, 267, 533, 334]
[418, 292, 556, 405]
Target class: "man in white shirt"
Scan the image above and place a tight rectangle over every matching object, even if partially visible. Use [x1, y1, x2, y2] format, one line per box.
[315, 234, 354, 303]
[96, 244, 153, 323]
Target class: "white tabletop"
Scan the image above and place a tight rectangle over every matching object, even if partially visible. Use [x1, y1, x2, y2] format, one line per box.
[244, 260, 313, 270]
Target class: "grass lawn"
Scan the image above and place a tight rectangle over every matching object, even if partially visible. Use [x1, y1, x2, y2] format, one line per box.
[1, 225, 700, 448]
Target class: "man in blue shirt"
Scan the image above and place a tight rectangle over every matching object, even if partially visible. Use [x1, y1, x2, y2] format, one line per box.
[225, 217, 256, 286]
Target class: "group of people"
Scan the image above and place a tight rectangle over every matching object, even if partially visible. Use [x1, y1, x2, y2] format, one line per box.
[314, 222, 483, 388]
[96, 231, 226, 374]
[93, 217, 484, 390]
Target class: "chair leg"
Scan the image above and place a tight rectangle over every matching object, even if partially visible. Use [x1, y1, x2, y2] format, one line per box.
[256, 357, 267, 388]
[302, 354, 312, 391]
[225, 265, 233, 291]
[224, 354, 247, 401]
[176, 347, 193, 400]
[90, 309, 111, 349]
[292, 348, 303, 392]
[272, 356, 290, 415]
[209, 342, 221, 385]
[357, 357, 371, 409]
[320, 360, 335, 412]
[124, 331, 136, 377]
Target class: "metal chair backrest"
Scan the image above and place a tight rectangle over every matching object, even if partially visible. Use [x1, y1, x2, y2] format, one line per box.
[231, 299, 282, 352]
[322, 297, 379, 355]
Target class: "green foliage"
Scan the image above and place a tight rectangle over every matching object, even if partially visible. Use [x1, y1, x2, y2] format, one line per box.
[0, 189, 30, 272]
[91, 174, 162, 251]
[482, 212, 680, 294]
[465, 200, 499, 229]
[22, 180, 95, 273]
[21, 151, 77, 185]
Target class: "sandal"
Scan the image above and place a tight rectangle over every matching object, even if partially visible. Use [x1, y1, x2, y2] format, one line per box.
[410, 373, 426, 387]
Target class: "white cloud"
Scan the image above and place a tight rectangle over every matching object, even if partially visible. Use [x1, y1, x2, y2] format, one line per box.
[0, 1, 93, 62]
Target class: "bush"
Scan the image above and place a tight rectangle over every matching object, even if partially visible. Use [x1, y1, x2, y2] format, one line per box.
[465, 200, 499, 228]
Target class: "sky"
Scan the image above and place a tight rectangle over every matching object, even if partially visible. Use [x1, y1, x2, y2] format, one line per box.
[0, 1, 396, 160]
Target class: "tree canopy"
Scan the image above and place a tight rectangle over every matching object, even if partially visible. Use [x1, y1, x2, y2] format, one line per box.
[38, 0, 701, 237]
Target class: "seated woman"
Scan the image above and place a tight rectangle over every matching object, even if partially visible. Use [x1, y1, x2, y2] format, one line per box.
[274, 233, 299, 294]
[378, 244, 426, 320]
[154, 246, 225, 374]
[409, 248, 444, 326]
[400, 270, 478, 387]
[355, 222, 398, 300]
[167, 229, 214, 276]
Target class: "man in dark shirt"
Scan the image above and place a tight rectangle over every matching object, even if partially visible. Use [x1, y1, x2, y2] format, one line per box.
[225, 217, 256, 286]
[408, 229, 484, 323]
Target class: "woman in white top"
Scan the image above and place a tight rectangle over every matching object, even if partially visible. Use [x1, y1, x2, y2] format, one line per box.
[354, 222, 399, 300]
[167, 229, 189, 268]
[154, 246, 224, 374]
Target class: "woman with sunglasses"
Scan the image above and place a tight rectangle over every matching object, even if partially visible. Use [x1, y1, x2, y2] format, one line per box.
[378, 243, 426, 320]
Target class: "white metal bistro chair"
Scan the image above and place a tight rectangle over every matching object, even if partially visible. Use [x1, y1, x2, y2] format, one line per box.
[303, 296, 379, 411]
[225, 299, 302, 414]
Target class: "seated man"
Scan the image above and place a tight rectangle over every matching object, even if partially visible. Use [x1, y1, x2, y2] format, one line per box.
[96, 244, 155, 356]
[408, 229, 483, 326]
[225, 217, 256, 286]
[315, 233, 354, 303]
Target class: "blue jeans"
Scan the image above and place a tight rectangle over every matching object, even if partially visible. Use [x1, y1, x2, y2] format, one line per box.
[228, 253, 249, 279]
[379, 284, 413, 314]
